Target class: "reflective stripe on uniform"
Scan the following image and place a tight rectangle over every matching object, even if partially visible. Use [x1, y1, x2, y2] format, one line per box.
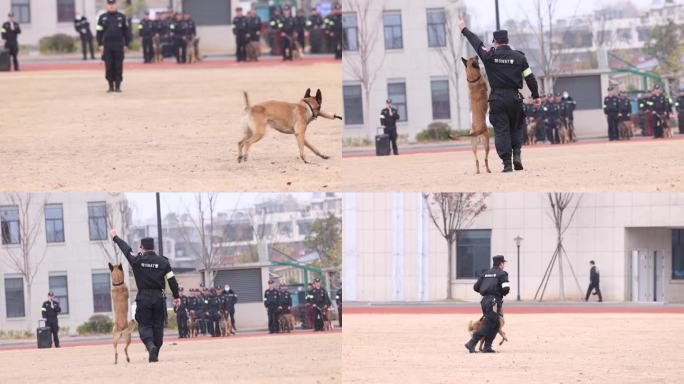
[522, 67, 532, 77]
[0, 28, 6, 33]
[501, 282, 511, 288]
[96, 25, 104, 31]
[165, 271, 174, 279]
[41, 307, 47, 311]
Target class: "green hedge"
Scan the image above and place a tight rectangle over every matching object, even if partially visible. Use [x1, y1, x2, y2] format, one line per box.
[77, 314, 113, 335]
[416, 122, 456, 142]
[39, 34, 78, 54]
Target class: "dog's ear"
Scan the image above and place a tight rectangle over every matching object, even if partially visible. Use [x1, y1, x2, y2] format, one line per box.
[304, 88, 311, 98]
[461, 57, 468, 66]
[108, 262, 114, 272]
[117, 264, 123, 271]
[315, 89, 322, 104]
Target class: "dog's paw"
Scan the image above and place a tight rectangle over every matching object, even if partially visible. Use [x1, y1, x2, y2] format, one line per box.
[321, 155, 330, 160]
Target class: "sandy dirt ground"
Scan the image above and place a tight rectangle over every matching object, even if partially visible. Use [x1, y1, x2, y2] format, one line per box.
[0, 332, 340, 384]
[342, 138, 684, 191]
[343, 313, 684, 384]
[0, 61, 341, 191]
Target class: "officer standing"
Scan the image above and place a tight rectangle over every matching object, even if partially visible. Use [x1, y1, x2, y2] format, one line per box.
[584, 260, 603, 302]
[561, 90, 577, 142]
[1, 12, 21, 71]
[651, 84, 672, 138]
[208, 288, 221, 337]
[311, 278, 331, 332]
[74, 14, 95, 60]
[459, 18, 541, 172]
[677, 88, 684, 134]
[279, 7, 296, 61]
[139, 11, 154, 64]
[264, 280, 280, 333]
[198, 287, 209, 335]
[325, 3, 343, 59]
[553, 94, 564, 143]
[41, 292, 61, 348]
[170, 13, 187, 64]
[380, 99, 400, 155]
[279, 285, 292, 326]
[305, 282, 314, 329]
[111, 229, 180, 363]
[306, 7, 324, 53]
[618, 91, 632, 139]
[223, 283, 238, 331]
[335, 285, 342, 328]
[294, 9, 307, 51]
[233, 7, 249, 62]
[269, 8, 284, 56]
[174, 287, 189, 338]
[603, 86, 620, 140]
[464, 255, 510, 353]
[96, 0, 132, 92]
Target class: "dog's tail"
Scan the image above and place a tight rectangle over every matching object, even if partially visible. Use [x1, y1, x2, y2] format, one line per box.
[243, 91, 251, 111]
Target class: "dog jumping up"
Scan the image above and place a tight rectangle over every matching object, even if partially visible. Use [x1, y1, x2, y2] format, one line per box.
[109, 263, 137, 364]
[237, 88, 342, 164]
[459, 56, 492, 174]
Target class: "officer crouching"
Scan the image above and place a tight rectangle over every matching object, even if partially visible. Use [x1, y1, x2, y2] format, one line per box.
[465, 255, 510, 353]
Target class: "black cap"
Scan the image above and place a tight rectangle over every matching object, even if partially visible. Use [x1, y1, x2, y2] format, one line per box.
[607, 86, 614, 91]
[314, 278, 321, 283]
[333, 3, 342, 9]
[8, 12, 14, 17]
[140, 237, 154, 250]
[48, 291, 54, 296]
[654, 84, 661, 90]
[268, 279, 274, 284]
[236, 6, 243, 11]
[106, 0, 116, 4]
[493, 255, 507, 265]
[179, 287, 184, 291]
[386, 98, 392, 103]
[492, 30, 508, 42]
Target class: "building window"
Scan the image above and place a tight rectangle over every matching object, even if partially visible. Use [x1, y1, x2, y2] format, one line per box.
[427, 9, 447, 47]
[92, 273, 112, 312]
[88, 202, 107, 241]
[343, 85, 364, 125]
[636, 27, 651, 42]
[456, 229, 492, 279]
[4, 277, 25, 318]
[673, 229, 684, 280]
[297, 219, 313, 236]
[343, 12, 358, 51]
[0, 206, 20, 245]
[49, 275, 69, 314]
[277, 222, 293, 237]
[11, 0, 30, 23]
[431, 79, 451, 120]
[56, 0, 75, 22]
[383, 11, 403, 50]
[387, 82, 408, 122]
[45, 204, 65, 243]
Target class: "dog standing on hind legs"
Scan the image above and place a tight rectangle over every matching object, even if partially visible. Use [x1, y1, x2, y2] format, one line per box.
[237, 88, 343, 164]
[109, 263, 136, 365]
[458, 56, 492, 174]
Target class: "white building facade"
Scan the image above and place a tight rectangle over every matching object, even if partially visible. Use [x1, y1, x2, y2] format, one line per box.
[0, 192, 128, 332]
[343, 192, 684, 303]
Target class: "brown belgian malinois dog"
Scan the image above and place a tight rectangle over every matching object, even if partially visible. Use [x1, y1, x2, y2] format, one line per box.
[468, 310, 508, 352]
[109, 263, 137, 364]
[237, 89, 342, 164]
[457, 56, 492, 174]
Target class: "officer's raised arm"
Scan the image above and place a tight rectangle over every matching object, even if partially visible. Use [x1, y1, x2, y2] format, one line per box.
[110, 228, 136, 263]
[458, 17, 489, 60]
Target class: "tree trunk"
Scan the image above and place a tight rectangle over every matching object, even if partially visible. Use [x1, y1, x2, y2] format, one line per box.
[447, 240, 454, 300]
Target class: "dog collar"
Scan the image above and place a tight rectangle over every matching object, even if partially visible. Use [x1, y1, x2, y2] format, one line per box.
[112, 281, 124, 286]
[467, 75, 482, 83]
[303, 99, 318, 120]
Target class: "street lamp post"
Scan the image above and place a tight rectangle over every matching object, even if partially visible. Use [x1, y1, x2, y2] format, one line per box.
[514, 236, 523, 301]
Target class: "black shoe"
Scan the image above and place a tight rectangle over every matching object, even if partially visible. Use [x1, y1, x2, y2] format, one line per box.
[107, 85, 114, 93]
[464, 341, 476, 353]
[481, 346, 496, 353]
[598, 299, 603, 302]
[502, 163, 513, 173]
[513, 149, 524, 171]
[148, 345, 159, 362]
[115, 82, 121, 92]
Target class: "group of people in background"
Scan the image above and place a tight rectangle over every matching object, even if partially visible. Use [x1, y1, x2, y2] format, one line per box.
[174, 284, 238, 338]
[523, 91, 577, 145]
[139, 11, 199, 64]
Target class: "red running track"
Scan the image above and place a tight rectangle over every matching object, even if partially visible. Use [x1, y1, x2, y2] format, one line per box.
[346, 306, 684, 315]
[17, 57, 338, 72]
[0, 328, 341, 352]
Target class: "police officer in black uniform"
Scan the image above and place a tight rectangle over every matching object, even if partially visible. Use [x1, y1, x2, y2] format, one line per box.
[74, 14, 95, 60]
[294, 9, 307, 51]
[170, 13, 187, 64]
[326, 3, 343, 59]
[247, 9, 262, 53]
[41, 291, 61, 348]
[676, 88, 684, 134]
[233, 7, 249, 62]
[585, 260, 603, 302]
[174, 287, 189, 338]
[618, 91, 632, 139]
[96, 0, 132, 92]
[651, 84, 672, 138]
[198, 287, 209, 335]
[207, 288, 221, 337]
[139, 11, 154, 63]
[307, 7, 324, 53]
[264, 280, 280, 333]
[459, 18, 541, 172]
[603, 86, 620, 140]
[465, 255, 510, 353]
[561, 90, 577, 142]
[380, 99, 400, 155]
[279, 7, 296, 61]
[335, 285, 342, 327]
[311, 277, 331, 331]
[223, 283, 238, 331]
[111, 229, 180, 363]
[2, 12, 21, 71]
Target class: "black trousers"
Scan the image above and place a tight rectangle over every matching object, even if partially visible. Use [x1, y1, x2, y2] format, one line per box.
[679, 112, 684, 134]
[177, 312, 188, 337]
[209, 312, 220, 336]
[383, 126, 399, 155]
[607, 114, 619, 140]
[5, 42, 19, 70]
[102, 45, 124, 85]
[135, 295, 166, 351]
[228, 309, 236, 329]
[282, 35, 293, 61]
[331, 33, 342, 59]
[267, 306, 279, 332]
[80, 34, 94, 59]
[653, 113, 665, 138]
[198, 313, 207, 334]
[585, 282, 603, 301]
[313, 305, 324, 331]
[174, 37, 186, 63]
[236, 35, 248, 62]
[470, 295, 500, 347]
[142, 37, 154, 63]
[46, 320, 60, 347]
[488, 90, 523, 161]
[337, 304, 342, 327]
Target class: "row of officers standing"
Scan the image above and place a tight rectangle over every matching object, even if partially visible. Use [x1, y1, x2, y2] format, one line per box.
[264, 278, 340, 333]
[522, 92, 577, 144]
[174, 286, 238, 338]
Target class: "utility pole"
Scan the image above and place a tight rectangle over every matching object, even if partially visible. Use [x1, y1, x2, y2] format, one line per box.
[156, 192, 164, 258]
[495, 0, 500, 30]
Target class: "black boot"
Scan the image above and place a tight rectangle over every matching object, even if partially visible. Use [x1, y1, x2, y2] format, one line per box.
[481, 345, 496, 353]
[464, 338, 477, 353]
[115, 81, 121, 93]
[147, 344, 159, 362]
[107, 82, 114, 93]
[502, 160, 513, 173]
[513, 149, 524, 171]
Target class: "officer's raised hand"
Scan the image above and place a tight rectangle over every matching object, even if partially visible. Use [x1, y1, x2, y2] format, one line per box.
[458, 16, 466, 32]
[110, 228, 118, 237]
[174, 298, 181, 307]
[532, 98, 542, 107]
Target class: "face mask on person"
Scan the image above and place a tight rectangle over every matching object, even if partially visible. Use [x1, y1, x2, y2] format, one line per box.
[224, 285, 230, 291]
[562, 92, 569, 98]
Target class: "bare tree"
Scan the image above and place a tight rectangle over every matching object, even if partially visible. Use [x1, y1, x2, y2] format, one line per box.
[435, 6, 466, 130]
[96, 199, 131, 265]
[534, 193, 584, 301]
[423, 193, 489, 300]
[0, 193, 48, 331]
[342, 0, 386, 132]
